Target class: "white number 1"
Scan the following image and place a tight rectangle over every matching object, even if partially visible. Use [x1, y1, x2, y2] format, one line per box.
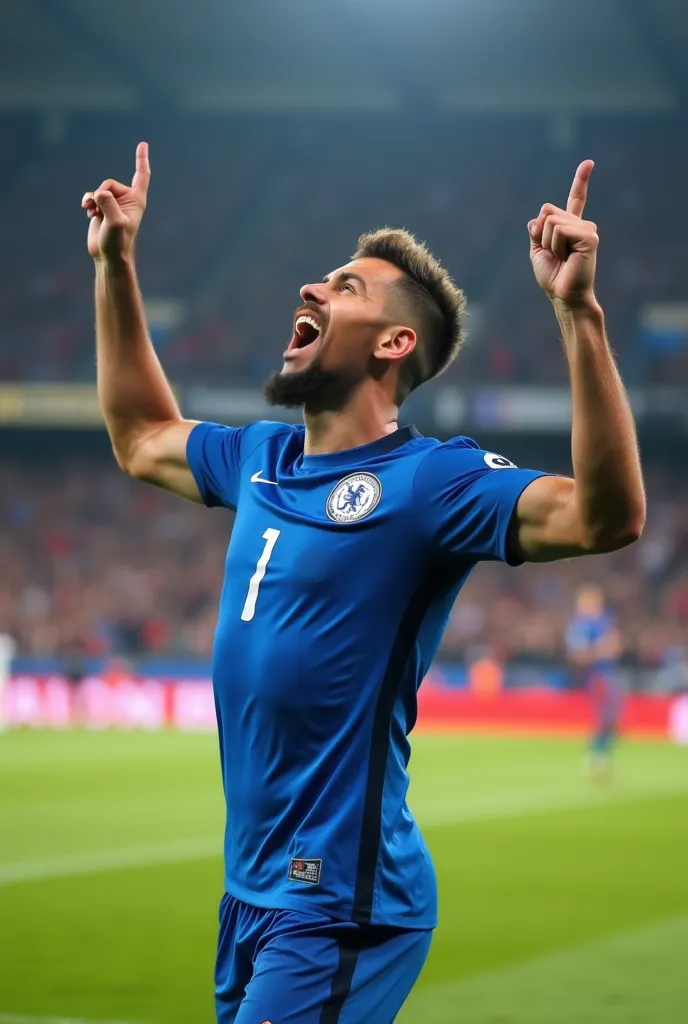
[241, 528, 281, 622]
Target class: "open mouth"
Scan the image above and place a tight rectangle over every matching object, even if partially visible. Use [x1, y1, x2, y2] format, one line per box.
[286, 314, 322, 357]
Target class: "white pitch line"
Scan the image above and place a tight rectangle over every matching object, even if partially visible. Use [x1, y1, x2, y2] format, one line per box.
[0, 836, 220, 887]
[0, 1016, 144, 1024]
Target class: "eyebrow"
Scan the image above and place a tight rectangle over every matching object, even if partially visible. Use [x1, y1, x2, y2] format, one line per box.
[322, 271, 368, 293]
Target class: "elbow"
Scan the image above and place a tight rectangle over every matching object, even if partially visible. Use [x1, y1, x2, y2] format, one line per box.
[109, 425, 158, 479]
[111, 439, 144, 479]
[112, 447, 130, 474]
[607, 515, 645, 552]
[110, 440, 134, 476]
[583, 506, 646, 554]
[625, 507, 646, 545]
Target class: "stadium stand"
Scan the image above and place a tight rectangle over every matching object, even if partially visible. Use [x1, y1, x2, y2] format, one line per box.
[1, 116, 687, 386]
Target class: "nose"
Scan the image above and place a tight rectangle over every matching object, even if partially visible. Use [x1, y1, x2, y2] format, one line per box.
[299, 281, 327, 306]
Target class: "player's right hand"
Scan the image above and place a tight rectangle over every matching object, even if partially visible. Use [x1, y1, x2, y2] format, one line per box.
[82, 142, 151, 262]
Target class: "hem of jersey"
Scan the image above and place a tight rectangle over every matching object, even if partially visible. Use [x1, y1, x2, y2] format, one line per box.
[371, 913, 438, 931]
[222, 878, 437, 930]
[186, 422, 235, 510]
[501, 470, 551, 566]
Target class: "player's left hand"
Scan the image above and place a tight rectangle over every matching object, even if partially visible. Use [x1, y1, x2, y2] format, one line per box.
[528, 160, 598, 308]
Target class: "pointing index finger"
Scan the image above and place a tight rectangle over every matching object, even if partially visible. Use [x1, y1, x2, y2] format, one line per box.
[566, 159, 594, 217]
[132, 141, 151, 194]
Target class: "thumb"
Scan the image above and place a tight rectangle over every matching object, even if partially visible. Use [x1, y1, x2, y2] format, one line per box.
[94, 189, 126, 225]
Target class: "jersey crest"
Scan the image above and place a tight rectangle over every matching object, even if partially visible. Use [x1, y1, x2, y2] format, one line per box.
[326, 472, 382, 523]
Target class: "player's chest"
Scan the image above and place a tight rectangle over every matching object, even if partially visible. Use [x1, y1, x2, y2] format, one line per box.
[224, 469, 417, 596]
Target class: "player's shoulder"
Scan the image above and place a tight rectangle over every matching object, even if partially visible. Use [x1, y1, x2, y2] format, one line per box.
[237, 420, 302, 458]
[412, 432, 519, 473]
[241, 419, 300, 444]
[191, 419, 297, 445]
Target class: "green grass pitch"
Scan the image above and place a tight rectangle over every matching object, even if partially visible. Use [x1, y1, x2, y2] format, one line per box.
[1, 729, 687, 1023]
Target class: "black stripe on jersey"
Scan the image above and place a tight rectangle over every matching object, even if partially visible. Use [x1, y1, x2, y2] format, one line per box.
[319, 935, 360, 1024]
[351, 571, 442, 924]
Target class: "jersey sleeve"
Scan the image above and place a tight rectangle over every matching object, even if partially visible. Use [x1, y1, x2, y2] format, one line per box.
[186, 422, 244, 509]
[413, 438, 548, 565]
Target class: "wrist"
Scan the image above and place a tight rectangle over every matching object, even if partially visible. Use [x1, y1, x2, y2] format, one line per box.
[552, 292, 603, 319]
[552, 294, 604, 331]
[94, 251, 136, 277]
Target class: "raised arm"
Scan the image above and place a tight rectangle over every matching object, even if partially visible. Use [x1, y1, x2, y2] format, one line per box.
[82, 142, 201, 502]
[511, 160, 646, 563]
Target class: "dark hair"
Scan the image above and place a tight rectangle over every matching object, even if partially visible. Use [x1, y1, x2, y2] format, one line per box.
[353, 228, 466, 400]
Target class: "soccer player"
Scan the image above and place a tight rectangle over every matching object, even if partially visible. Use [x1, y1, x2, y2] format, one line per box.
[0, 633, 16, 733]
[566, 583, 624, 778]
[82, 143, 645, 1023]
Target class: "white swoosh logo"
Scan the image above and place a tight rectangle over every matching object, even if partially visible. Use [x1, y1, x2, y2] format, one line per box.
[250, 470, 278, 486]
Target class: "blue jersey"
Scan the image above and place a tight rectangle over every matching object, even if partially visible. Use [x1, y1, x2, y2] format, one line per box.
[566, 612, 618, 674]
[187, 422, 545, 929]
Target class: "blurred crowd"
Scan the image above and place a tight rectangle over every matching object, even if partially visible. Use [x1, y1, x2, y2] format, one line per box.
[2, 454, 687, 675]
[0, 114, 687, 387]
[3, 112, 687, 683]
[1, 457, 221, 663]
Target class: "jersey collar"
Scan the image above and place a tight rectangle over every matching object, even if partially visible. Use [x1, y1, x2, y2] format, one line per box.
[300, 425, 422, 470]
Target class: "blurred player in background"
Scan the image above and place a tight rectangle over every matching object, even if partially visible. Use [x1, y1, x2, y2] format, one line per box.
[566, 584, 624, 779]
[81, 144, 645, 1023]
[0, 633, 16, 733]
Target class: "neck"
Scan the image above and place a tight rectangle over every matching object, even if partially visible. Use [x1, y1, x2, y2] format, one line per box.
[303, 385, 399, 456]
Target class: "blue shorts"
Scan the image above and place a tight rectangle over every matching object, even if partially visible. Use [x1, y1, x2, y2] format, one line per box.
[215, 892, 433, 1023]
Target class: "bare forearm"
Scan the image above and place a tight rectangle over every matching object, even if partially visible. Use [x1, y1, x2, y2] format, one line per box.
[95, 255, 181, 468]
[556, 298, 645, 546]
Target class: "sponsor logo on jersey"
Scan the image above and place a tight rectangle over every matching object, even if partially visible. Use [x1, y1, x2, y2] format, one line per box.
[483, 452, 517, 469]
[288, 858, 323, 885]
[326, 473, 382, 523]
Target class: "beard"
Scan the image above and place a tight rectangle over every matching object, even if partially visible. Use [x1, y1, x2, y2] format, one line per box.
[263, 358, 362, 414]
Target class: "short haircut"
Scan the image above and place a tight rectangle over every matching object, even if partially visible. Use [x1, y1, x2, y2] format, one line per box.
[353, 228, 466, 400]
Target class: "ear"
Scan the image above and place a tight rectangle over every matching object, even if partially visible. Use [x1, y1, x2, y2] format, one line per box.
[374, 326, 416, 364]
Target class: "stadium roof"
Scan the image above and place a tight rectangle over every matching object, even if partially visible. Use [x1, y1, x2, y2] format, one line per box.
[2, 0, 688, 115]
